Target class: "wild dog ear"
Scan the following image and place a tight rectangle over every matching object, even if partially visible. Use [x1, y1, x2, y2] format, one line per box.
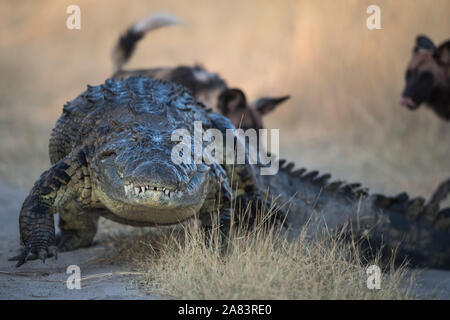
[217, 89, 247, 115]
[252, 95, 290, 115]
[434, 40, 450, 65]
[415, 35, 436, 53]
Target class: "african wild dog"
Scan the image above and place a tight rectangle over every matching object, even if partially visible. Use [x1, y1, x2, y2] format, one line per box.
[217, 89, 289, 130]
[400, 35, 450, 121]
[111, 13, 289, 130]
[400, 35, 450, 206]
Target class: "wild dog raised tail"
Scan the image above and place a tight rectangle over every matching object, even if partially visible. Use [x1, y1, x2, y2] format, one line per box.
[111, 13, 180, 73]
[110, 13, 289, 130]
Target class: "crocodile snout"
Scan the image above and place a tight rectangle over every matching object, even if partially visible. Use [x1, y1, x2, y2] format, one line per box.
[125, 161, 187, 191]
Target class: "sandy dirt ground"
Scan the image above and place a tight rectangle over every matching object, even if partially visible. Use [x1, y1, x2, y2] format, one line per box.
[0, 180, 160, 300]
[0, 179, 449, 300]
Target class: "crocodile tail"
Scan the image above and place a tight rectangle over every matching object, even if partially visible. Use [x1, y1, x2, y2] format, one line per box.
[111, 13, 180, 73]
[279, 159, 369, 200]
[368, 191, 450, 269]
[423, 178, 450, 214]
[373, 179, 450, 232]
[276, 159, 450, 268]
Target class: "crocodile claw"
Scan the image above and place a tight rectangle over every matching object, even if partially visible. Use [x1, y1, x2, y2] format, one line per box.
[38, 249, 47, 264]
[9, 245, 58, 267]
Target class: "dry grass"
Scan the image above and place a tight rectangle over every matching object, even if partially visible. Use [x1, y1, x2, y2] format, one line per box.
[103, 218, 412, 300]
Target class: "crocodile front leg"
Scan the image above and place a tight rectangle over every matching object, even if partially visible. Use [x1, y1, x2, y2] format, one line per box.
[9, 150, 92, 267]
[207, 112, 286, 231]
[199, 163, 233, 242]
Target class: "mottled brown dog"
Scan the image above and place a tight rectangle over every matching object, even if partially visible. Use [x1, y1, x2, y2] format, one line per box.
[112, 13, 289, 130]
[217, 89, 289, 130]
[400, 35, 450, 120]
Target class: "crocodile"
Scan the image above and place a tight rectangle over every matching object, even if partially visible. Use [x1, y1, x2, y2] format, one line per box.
[111, 13, 289, 130]
[10, 76, 450, 269]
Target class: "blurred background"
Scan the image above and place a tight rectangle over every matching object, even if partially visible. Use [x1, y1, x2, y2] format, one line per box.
[0, 0, 449, 202]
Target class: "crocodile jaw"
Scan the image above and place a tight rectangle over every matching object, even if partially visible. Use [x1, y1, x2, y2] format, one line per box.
[93, 171, 209, 224]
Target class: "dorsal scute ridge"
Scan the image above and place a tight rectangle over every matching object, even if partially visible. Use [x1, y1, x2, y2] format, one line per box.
[275, 158, 368, 200]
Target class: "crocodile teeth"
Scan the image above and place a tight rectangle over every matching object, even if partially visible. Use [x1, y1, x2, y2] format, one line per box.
[123, 183, 177, 197]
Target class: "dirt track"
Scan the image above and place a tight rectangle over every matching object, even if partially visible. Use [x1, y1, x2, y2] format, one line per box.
[0, 180, 159, 299]
[1, 179, 449, 300]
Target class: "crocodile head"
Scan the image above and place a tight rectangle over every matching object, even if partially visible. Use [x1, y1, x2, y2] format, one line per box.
[89, 78, 212, 224]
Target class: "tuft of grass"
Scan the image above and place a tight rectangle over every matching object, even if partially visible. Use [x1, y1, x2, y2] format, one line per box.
[105, 213, 412, 300]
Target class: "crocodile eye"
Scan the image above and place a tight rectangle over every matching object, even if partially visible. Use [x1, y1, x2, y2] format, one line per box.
[99, 150, 116, 161]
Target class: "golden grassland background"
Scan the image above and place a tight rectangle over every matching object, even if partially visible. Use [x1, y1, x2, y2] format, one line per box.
[0, 0, 449, 202]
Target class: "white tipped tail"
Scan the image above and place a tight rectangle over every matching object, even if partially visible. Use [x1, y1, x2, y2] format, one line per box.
[131, 13, 180, 34]
[112, 13, 181, 73]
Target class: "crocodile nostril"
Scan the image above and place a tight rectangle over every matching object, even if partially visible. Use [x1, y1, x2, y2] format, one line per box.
[128, 161, 185, 190]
